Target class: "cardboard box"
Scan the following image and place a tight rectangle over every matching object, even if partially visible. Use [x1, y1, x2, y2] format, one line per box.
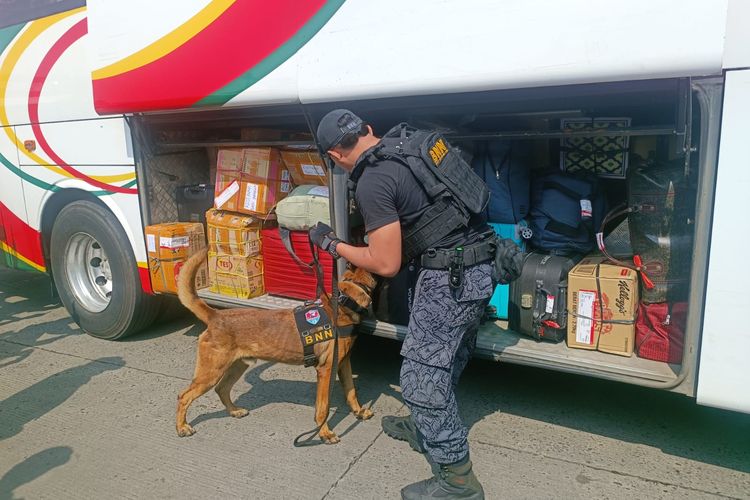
[145, 222, 207, 294]
[280, 150, 328, 186]
[207, 252, 265, 299]
[214, 148, 292, 215]
[205, 209, 262, 257]
[567, 255, 639, 356]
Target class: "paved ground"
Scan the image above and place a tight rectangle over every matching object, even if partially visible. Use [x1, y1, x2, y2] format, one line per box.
[1, 267, 749, 500]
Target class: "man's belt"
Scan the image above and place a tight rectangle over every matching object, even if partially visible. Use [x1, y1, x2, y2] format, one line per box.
[420, 237, 496, 270]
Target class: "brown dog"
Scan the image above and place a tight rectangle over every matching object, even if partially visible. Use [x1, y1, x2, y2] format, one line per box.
[175, 248, 377, 443]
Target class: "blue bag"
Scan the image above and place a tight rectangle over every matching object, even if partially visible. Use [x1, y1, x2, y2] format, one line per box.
[472, 141, 531, 224]
[528, 171, 606, 255]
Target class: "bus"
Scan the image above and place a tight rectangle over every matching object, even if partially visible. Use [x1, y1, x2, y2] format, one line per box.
[0, 0, 747, 413]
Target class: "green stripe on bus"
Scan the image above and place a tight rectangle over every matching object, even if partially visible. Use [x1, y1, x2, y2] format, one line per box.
[0, 151, 137, 196]
[195, 0, 345, 107]
[0, 22, 25, 56]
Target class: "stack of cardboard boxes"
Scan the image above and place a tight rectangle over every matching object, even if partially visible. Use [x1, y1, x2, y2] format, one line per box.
[144, 139, 329, 301]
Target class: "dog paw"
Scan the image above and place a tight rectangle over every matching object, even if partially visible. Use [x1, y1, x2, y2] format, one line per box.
[320, 432, 340, 444]
[229, 408, 249, 419]
[177, 425, 196, 437]
[355, 408, 374, 420]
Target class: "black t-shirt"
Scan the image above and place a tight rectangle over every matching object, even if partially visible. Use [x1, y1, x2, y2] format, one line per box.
[354, 147, 489, 253]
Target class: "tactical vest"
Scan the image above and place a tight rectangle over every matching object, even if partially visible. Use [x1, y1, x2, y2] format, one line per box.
[349, 123, 490, 262]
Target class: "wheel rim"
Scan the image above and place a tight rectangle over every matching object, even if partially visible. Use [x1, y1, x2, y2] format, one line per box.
[64, 232, 112, 313]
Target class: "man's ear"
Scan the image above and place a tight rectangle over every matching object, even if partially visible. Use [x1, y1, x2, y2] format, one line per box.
[328, 149, 343, 162]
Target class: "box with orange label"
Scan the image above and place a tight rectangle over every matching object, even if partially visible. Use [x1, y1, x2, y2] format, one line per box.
[280, 149, 328, 186]
[567, 255, 639, 357]
[214, 148, 292, 216]
[205, 209, 261, 257]
[207, 252, 265, 299]
[145, 222, 207, 294]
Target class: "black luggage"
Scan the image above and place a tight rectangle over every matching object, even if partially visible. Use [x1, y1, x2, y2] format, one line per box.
[176, 184, 214, 224]
[508, 252, 582, 342]
[374, 261, 421, 326]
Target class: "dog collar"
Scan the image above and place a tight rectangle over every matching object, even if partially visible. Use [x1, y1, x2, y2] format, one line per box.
[336, 291, 369, 316]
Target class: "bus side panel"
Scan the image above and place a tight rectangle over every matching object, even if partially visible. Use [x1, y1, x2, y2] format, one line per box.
[697, 69, 750, 413]
[0, 9, 151, 291]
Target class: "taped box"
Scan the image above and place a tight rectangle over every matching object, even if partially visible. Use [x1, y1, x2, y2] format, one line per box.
[145, 222, 207, 294]
[208, 252, 265, 299]
[205, 209, 261, 257]
[567, 255, 639, 357]
[280, 150, 328, 186]
[214, 148, 292, 216]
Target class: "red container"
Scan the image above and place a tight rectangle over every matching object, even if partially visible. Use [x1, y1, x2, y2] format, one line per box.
[261, 228, 333, 300]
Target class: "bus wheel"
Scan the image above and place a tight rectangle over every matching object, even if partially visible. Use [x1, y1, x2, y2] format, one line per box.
[50, 200, 160, 340]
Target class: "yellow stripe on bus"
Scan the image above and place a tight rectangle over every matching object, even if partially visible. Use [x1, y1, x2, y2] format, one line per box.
[91, 0, 235, 80]
[0, 241, 46, 272]
[0, 8, 136, 184]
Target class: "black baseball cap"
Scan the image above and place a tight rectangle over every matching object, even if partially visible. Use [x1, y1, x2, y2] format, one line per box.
[316, 109, 364, 151]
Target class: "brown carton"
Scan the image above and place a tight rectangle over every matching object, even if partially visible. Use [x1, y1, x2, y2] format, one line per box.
[207, 252, 265, 299]
[205, 209, 261, 257]
[567, 255, 639, 357]
[214, 148, 291, 215]
[145, 222, 207, 294]
[280, 150, 328, 186]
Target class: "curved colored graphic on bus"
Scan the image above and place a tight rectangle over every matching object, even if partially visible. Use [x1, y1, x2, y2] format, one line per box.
[0, 8, 137, 194]
[91, 0, 345, 113]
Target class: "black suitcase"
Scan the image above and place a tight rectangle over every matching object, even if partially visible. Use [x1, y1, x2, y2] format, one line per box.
[373, 261, 420, 326]
[176, 184, 214, 224]
[509, 252, 581, 342]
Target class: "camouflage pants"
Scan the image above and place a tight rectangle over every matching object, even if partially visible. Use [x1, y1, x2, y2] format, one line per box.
[399, 262, 494, 465]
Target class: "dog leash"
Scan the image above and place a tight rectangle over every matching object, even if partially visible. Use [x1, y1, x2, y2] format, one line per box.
[293, 236, 341, 447]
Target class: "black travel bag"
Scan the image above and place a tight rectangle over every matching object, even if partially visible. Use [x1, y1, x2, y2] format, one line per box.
[508, 252, 582, 342]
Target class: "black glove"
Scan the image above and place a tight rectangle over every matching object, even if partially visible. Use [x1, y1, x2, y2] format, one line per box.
[309, 222, 343, 259]
[493, 238, 525, 284]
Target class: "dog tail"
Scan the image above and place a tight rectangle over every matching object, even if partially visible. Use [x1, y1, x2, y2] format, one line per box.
[177, 247, 215, 324]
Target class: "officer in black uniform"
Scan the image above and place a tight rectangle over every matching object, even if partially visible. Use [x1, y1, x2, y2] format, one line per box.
[310, 109, 522, 500]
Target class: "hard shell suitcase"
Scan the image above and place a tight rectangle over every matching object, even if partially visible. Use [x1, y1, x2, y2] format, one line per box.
[509, 252, 581, 342]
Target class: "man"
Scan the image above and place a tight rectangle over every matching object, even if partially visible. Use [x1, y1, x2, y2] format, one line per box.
[310, 109, 521, 500]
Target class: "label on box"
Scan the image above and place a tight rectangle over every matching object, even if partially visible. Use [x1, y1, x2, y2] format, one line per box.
[280, 181, 292, 193]
[576, 290, 597, 344]
[308, 186, 329, 197]
[243, 183, 259, 212]
[215, 180, 239, 208]
[545, 294, 555, 314]
[580, 199, 592, 218]
[146, 234, 156, 253]
[301, 164, 326, 176]
[160, 236, 189, 248]
[281, 170, 290, 181]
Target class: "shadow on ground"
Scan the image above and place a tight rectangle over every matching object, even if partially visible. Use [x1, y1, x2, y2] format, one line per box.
[0, 446, 73, 500]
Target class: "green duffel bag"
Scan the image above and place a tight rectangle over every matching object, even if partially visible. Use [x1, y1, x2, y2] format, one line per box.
[275, 185, 330, 230]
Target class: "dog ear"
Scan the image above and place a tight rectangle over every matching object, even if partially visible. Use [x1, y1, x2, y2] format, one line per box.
[338, 280, 372, 308]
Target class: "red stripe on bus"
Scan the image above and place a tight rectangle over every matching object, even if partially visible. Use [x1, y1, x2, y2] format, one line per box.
[92, 0, 325, 113]
[138, 265, 153, 294]
[28, 18, 137, 195]
[0, 201, 45, 268]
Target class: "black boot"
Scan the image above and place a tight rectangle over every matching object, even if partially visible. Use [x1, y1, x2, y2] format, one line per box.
[400, 456, 484, 500]
[382, 415, 426, 453]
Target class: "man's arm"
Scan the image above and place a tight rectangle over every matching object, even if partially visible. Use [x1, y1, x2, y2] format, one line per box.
[336, 221, 402, 278]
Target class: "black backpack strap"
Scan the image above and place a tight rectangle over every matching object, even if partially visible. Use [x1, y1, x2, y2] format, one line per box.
[279, 227, 312, 269]
[543, 180, 591, 201]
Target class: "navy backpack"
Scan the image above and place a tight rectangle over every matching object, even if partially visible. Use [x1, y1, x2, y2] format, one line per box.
[528, 171, 606, 255]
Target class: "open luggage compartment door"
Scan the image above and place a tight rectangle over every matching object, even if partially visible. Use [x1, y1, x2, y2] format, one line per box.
[697, 69, 750, 413]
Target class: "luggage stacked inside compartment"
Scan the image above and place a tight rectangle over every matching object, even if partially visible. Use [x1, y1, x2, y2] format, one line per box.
[458, 111, 696, 365]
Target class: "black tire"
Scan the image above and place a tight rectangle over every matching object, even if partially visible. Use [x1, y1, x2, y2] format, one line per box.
[50, 200, 161, 340]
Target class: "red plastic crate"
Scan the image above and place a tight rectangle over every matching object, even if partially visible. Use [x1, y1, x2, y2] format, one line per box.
[261, 228, 333, 300]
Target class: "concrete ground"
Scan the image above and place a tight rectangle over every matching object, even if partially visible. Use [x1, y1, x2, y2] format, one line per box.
[1, 267, 749, 500]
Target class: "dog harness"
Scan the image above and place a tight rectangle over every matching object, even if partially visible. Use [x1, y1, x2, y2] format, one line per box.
[294, 301, 353, 367]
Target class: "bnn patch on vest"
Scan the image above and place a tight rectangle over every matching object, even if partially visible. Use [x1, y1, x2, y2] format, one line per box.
[428, 137, 450, 166]
[294, 303, 334, 347]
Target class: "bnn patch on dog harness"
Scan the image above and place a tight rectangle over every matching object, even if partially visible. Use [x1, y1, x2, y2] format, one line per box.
[294, 302, 355, 367]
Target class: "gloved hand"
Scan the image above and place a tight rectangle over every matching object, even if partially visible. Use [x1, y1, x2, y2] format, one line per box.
[493, 238, 525, 284]
[309, 222, 343, 259]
